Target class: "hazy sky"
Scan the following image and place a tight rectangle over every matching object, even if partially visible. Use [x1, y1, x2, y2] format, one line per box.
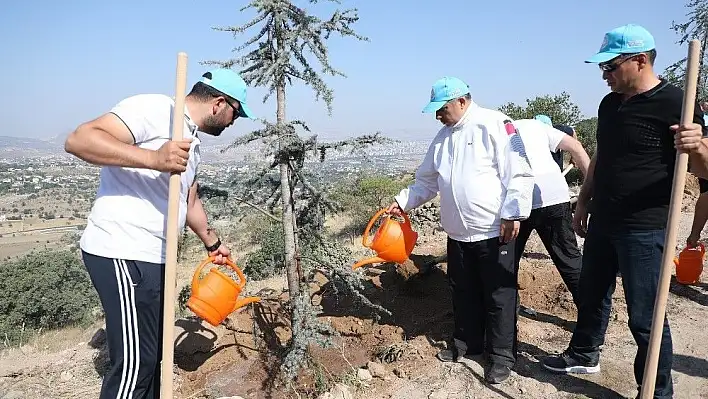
[0, 0, 692, 142]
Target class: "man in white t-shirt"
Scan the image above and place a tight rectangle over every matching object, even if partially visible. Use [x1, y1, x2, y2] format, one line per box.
[64, 68, 254, 399]
[513, 115, 590, 307]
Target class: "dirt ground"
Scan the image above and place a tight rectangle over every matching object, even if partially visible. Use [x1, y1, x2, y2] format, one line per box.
[1, 212, 707, 399]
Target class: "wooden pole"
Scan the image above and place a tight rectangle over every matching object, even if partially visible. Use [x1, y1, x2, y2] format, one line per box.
[160, 51, 188, 399]
[640, 39, 701, 398]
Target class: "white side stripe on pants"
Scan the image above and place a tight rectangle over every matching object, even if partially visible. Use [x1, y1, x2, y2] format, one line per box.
[113, 259, 141, 399]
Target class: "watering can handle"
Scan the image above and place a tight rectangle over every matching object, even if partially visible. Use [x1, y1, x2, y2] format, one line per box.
[673, 242, 706, 267]
[362, 208, 388, 248]
[191, 257, 213, 292]
[362, 209, 412, 248]
[223, 257, 248, 290]
[685, 242, 705, 253]
[192, 256, 248, 290]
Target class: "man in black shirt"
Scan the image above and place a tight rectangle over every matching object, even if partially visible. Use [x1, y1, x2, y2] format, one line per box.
[541, 24, 707, 399]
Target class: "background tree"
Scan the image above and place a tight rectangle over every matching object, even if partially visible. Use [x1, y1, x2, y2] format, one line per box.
[573, 116, 598, 158]
[664, 0, 708, 101]
[499, 93, 597, 184]
[497, 92, 596, 156]
[498, 92, 582, 126]
[203, 0, 389, 379]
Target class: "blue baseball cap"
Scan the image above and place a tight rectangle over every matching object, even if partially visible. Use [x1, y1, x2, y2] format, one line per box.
[534, 114, 552, 126]
[422, 76, 470, 113]
[585, 24, 656, 64]
[200, 68, 255, 119]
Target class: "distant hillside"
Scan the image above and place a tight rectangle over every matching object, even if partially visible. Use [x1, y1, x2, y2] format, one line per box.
[0, 133, 430, 162]
[0, 136, 62, 154]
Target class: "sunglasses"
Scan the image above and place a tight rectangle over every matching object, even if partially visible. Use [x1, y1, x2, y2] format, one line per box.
[598, 54, 640, 72]
[224, 99, 241, 120]
[212, 94, 241, 121]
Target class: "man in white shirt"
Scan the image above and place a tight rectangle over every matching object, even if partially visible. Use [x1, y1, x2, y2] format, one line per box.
[64, 68, 254, 399]
[388, 76, 534, 384]
[512, 116, 590, 308]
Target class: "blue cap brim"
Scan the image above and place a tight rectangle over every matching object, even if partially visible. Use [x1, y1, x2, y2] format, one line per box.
[239, 103, 255, 119]
[585, 51, 620, 64]
[422, 100, 447, 114]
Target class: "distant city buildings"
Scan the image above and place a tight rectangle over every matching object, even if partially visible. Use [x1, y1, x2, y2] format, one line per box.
[0, 139, 429, 197]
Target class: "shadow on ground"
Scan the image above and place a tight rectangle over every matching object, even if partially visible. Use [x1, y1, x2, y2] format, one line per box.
[519, 307, 576, 333]
[673, 353, 708, 379]
[669, 276, 708, 307]
[515, 342, 626, 399]
[319, 252, 453, 347]
[174, 317, 235, 372]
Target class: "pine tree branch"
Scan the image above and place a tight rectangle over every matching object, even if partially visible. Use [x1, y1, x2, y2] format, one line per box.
[288, 160, 340, 212]
[316, 132, 394, 161]
[231, 195, 282, 223]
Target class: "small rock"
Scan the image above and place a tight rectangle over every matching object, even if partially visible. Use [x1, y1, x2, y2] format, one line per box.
[329, 383, 353, 399]
[316, 394, 334, 399]
[311, 293, 323, 306]
[89, 328, 107, 349]
[60, 370, 73, 381]
[367, 360, 388, 379]
[312, 271, 329, 286]
[393, 368, 407, 379]
[357, 368, 372, 381]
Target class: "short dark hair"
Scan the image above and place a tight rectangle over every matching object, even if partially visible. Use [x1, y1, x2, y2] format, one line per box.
[646, 49, 657, 65]
[553, 124, 575, 137]
[187, 73, 237, 103]
[187, 82, 233, 102]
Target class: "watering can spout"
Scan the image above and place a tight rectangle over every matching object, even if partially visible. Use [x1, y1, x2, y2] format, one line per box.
[352, 256, 387, 270]
[233, 296, 261, 312]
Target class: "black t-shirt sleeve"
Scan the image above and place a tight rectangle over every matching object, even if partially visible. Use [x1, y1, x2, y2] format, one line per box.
[700, 178, 708, 194]
[691, 99, 708, 138]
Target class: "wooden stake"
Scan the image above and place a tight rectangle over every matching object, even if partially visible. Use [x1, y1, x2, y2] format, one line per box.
[160, 51, 188, 399]
[640, 39, 701, 398]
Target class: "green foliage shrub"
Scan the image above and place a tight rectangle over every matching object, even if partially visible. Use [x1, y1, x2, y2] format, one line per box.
[0, 249, 99, 345]
[331, 173, 412, 234]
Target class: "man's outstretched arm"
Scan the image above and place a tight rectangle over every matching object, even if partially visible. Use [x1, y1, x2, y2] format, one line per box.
[65, 112, 191, 173]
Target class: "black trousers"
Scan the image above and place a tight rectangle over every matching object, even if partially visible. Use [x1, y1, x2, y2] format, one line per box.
[82, 250, 165, 399]
[513, 202, 582, 306]
[447, 236, 518, 367]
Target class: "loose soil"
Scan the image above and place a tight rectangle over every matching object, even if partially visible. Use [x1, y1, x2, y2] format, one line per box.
[1, 213, 707, 399]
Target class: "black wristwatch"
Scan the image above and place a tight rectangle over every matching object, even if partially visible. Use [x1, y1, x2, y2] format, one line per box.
[205, 238, 221, 252]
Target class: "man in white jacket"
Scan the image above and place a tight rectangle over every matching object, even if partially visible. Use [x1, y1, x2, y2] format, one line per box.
[388, 76, 534, 384]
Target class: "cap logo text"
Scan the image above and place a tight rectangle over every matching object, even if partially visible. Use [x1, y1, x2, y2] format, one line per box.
[600, 34, 609, 50]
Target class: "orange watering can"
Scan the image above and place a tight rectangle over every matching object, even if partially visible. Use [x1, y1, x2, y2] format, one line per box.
[186, 256, 261, 327]
[352, 208, 418, 270]
[674, 243, 705, 285]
